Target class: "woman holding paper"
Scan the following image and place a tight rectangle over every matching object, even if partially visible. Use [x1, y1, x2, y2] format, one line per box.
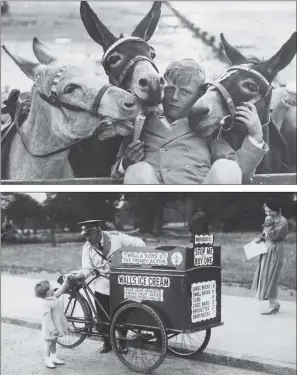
[251, 199, 288, 315]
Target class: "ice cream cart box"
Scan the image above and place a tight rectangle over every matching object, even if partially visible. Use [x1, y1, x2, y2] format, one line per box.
[110, 245, 222, 332]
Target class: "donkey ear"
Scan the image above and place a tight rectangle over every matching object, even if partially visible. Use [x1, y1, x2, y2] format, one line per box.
[32, 37, 57, 65]
[265, 32, 296, 77]
[220, 33, 247, 65]
[132, 1, 161, 42]
[80, 1, 117, 51]
[2, 45, 39, 81]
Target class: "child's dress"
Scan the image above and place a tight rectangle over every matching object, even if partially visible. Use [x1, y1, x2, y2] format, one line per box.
[41, 296, 68, 340]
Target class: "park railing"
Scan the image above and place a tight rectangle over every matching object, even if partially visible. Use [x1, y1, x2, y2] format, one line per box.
[165, 1, 229, 64]
[1, 174, 296, 185]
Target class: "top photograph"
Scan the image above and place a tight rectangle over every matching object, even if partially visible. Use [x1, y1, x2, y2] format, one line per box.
[1, 1, 296, 185]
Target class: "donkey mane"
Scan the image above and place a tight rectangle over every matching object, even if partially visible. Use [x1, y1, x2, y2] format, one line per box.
[244, 55, 276, 83]
[19, 88, 34, 120]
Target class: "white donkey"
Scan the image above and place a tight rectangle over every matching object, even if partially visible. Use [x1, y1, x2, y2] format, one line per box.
[2, 38, 140, 180]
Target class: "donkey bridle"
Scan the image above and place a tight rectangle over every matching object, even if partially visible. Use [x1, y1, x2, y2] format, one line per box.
[205, 64, 273, 133]
[101, 37, 159, 88]
[15, 65, 113, 158]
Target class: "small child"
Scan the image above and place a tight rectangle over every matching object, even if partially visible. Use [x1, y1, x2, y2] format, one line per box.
[34, 280, 69, 369]
[256, 216, 274, 243]
[263, 215, 274, 230]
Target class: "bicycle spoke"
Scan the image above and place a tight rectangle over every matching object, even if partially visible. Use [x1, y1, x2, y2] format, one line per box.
[168, 330, 210, 357]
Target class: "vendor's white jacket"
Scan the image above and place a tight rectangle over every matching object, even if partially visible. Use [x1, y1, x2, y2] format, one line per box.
[81, 231, 145, 295]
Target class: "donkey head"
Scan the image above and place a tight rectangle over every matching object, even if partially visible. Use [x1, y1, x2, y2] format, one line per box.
[188, 32, 296, 138]
[2, 38, 140, 141]
[80, 1, 166, 106]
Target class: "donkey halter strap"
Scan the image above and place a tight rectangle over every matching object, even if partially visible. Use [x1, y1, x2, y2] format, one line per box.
[18, 65, 112, 158]
[38, 65, 111, 117]
[218, 64, 272, 103]
[205, 64, 273, 117]
[101, 37, 159, 87]
[102, 37, 146, 63]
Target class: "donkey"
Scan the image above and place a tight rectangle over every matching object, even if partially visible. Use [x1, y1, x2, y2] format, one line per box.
[188, 32, 296, 174]
[2, 38, 140, 180]
[68, 1, 166, 177]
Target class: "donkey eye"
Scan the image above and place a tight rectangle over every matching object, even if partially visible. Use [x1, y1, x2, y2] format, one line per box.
[108, 56, 121, 66]
[149, 47, 156, 60]
[245, 82, 258, 92]
[64, 84, 80, 94]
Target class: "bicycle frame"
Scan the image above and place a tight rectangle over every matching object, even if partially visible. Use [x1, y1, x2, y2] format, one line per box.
[64, 273, 111, 334]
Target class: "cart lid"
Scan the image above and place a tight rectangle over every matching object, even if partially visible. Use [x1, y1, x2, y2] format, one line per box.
[111, 243, 221, 270]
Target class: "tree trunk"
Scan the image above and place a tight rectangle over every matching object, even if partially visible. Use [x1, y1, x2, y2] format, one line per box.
[50, 221, 56, 247]
[154, 203, 163, 237]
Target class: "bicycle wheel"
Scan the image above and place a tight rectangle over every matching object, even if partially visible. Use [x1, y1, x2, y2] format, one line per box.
[57, 292, 92, 348]
[168, 329, 211, 357]
[110, 302, 167, 374]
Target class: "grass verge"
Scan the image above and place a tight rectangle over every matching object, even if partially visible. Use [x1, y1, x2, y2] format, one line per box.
[1, 232, 295, 289]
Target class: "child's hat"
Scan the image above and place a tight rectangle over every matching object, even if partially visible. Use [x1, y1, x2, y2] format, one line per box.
[79, 220, 103, 235]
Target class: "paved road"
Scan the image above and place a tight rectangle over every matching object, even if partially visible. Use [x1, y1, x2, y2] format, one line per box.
[2, 274, 296, 366]
[2, 323, 270, 375]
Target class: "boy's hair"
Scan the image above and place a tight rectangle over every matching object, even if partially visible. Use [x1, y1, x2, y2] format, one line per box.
[164, 59, 205, 86]
[34, 280, 50, 298]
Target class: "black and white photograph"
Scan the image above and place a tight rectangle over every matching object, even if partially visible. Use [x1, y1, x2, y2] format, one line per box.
[1, 1, 296, 185]
[1, 2, 296, 375]
[1, 192, 296, 375]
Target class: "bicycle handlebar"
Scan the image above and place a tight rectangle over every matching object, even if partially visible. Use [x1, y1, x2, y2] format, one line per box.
[57, 268, 109, 285]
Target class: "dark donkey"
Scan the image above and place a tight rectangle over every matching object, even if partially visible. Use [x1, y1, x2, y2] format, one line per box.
[69, 1, 165, 177]
[188, 32, 296, 174]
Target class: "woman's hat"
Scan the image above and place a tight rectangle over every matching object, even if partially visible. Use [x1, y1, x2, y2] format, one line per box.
[79, 220, 103, 235]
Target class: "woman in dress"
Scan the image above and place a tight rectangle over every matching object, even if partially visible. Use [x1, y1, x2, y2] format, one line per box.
[251, 199, 289, 315]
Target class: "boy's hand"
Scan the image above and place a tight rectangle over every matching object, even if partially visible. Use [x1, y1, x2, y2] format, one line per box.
[123, 141, 145, 170]
[235, 102, 263, 143]
[64, 273, 76, 281]
[52, 329, 59, 337]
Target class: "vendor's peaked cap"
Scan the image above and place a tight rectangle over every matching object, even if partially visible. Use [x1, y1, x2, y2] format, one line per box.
[79, 220, 103, 235]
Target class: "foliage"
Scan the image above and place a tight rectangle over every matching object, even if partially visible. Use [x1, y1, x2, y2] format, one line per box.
[43, 192, 121, 231]
[1, 193, 43, 232]
[1, 193, 295, 235]
[125, 192, 296, 234]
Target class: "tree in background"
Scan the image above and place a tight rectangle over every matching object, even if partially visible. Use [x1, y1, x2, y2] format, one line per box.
[1, 193, 295, 240]
[186, 192, 295, 232]
[43, 193, 121, 231]
[2, 193, 42, 233]
[126, 193, 168, 235]
[1, 1, 9, 16]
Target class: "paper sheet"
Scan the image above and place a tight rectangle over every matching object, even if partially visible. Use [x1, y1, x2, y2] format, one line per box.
[244, 240, 268, 260]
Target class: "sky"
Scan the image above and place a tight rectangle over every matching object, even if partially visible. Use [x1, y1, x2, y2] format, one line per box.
[176, 1, 296, 12]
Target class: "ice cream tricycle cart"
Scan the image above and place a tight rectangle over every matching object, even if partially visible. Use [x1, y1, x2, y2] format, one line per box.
[57, 237, 223, 373]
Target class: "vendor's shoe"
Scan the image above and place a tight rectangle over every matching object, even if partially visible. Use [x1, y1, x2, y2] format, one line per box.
[100, 341, 112, 353]
[44, 358, 56, 369]
[51, 355, 65, 365]
[119, 340, 128, 354]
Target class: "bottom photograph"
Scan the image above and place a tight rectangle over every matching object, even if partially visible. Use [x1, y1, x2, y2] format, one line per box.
[1, 192, 296, 375]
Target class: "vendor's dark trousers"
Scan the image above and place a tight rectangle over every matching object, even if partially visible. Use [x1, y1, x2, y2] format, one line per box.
[95, 292, 110, 343]
[94, 291, 128, 347]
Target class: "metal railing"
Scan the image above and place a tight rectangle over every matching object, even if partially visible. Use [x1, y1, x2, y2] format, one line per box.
[1, 173, 296, 185]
